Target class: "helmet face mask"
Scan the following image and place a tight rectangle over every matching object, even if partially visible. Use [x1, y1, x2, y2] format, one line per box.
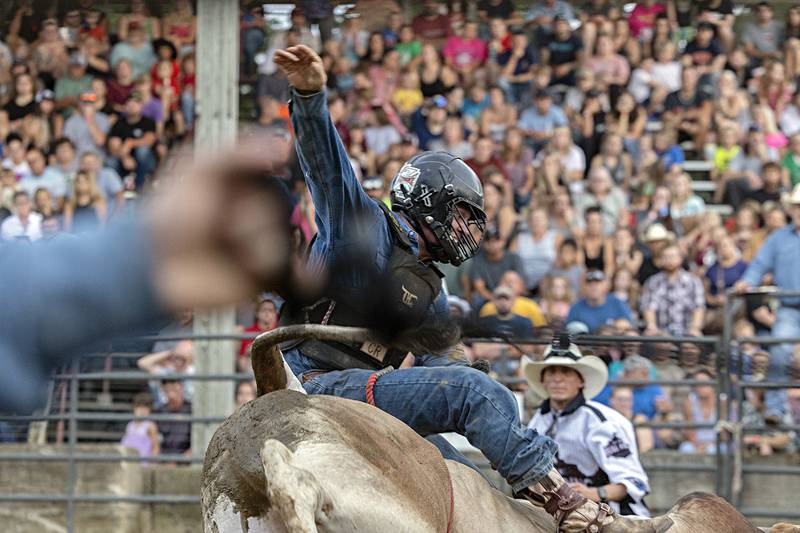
[390, 152, 487, 265]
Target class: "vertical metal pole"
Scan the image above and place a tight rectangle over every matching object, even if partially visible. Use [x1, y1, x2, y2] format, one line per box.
[191, 0, 239, 456]
[719, 290, 735, 502]
[66, 360, 79, 533]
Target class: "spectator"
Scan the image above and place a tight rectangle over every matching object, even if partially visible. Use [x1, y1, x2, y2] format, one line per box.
[120, 392, 160, 459]
[467, 226, 524, 306]
[107, 59, 136, 113]
[54, 53, 93, 113]
[138, 339, 195, 408]
[110, 22, 156, 80]
[63, 170, 107, 233]
[742, 2, 785, 67]
[641, 244, 705, 336]
[443, 20, 487, 80]
[477, 284, 535, 339]
[586, 33, 630, 90]
[566, 270, 633, 332]
[574, 167, 627, 236]
[517, 89, 567, 151]
[0, 72, 36, 138]
[669, 171, 705, 222]
[548, 236, 584, 296]
[621, 354, 666, 420]
[513, 207, 558, 292]
[63, 91, 110, 158]
[107, 93, 157, 190]
[541, 16, 582, 86]
[538, 275, 573, 326]
[32, 188, 54, 218]
[118, 0, 161, 42]
[703, 235, 747, 331]
[429, 116, 473, 159]
[1, 191, 41, 242]
[736, 185, 800, 420]
[742, 388, 797, 456]
[610, 386, 654, 453]
[18, 146, 66, 208]
[155, 379, 192, 457]
[628, 1, 666, 42]
[579, 206, 614, 278]
[664, 66, 713, 147]
[496, 30, 537, 106]
[32, 19, 70, 85]
[395, 24, 422, 66]
[411, 1, 451, 46]
[78, 151, 124, 213]
[480, 86, 517, 145]
[679, 370, 720, 454]
[465, 137, 508, 184]
[479, 270, 546, 328]
[539, 125, 585, 183]
[238, 298, 279, 365]
[235, 380, 258, 409]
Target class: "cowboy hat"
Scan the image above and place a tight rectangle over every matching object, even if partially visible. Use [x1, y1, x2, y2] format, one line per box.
[782, 183, 800, 205]
[522, 336, 608, 400]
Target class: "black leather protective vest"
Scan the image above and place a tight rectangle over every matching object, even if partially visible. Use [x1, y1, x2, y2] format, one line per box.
[280, 202, 444, 370]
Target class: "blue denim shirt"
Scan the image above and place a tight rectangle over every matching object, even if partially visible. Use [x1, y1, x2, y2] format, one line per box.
[288, 88, 454, 370]
[742, 224, 800, 304]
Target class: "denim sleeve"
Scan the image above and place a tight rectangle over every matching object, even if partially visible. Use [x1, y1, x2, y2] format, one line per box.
[0, 219, 166, 412]
[742, 230, 777, 287]
[289, 88, 387, 259]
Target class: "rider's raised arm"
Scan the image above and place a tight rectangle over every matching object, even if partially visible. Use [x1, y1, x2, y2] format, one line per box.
[289, 88, 380, 249]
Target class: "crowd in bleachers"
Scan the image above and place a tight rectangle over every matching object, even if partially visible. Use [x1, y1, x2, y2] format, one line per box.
[2, 1, 800, 459]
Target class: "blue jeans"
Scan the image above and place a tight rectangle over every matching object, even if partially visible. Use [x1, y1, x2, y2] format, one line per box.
[766, 306, 800, 417]
[181, 90, 195, 130]
[285, 349, 557, 492]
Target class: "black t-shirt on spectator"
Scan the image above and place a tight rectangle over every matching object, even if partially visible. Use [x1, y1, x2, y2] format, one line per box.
[496, 47, 538, 75]
[545, 34, 583, 66]
[156, 401, 192, 456]
[742, 188, 781, 205]
[109, 115, 156, 144]
[684, 39, 722, 67]
[3, 100, 36, 122]
[478, 0, 516, 19]
[664, 86, 713, 113]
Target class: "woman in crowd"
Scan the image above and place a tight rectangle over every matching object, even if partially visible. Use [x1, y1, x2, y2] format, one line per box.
[119, 0, 161, 42]
[538, 275, 574, 326]
[590, 132, 633, 188]
[480, 85, 517, 144]
[0, 72, 37, 139]
[500, 127, 534, 210]
[513, 207, 560, 293]
[63, 170, 107, 233]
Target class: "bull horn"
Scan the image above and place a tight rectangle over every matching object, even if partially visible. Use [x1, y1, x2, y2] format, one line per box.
[250, 325, 372, 396]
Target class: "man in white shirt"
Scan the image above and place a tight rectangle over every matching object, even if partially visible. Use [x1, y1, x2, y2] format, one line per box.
[1, 191, 42, 242]
[524, 334, 651, 517]
[18, 147, 67, 210]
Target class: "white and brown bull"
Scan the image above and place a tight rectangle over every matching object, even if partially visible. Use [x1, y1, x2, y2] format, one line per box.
[201, 326, 798, 533]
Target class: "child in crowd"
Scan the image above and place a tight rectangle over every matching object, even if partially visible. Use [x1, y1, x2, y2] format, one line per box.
[120, 392, 160, 459]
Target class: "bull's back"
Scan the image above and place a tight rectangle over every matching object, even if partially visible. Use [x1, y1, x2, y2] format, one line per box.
[202, 390, 453, 531]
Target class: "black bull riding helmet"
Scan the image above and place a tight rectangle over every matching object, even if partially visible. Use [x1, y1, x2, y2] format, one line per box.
[390, 151, 487, 266]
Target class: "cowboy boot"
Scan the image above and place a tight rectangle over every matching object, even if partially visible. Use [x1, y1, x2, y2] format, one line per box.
[520, 468, 616, 533]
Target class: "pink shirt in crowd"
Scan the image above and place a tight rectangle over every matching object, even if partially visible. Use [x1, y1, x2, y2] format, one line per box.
[628, 3, 666, 40]
[443, 37, 488, 69]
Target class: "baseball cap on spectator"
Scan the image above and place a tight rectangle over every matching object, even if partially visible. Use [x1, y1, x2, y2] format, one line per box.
[643, 223, 674, 242]
[493, 285, 514, 299]
[35, 89, 55, 103]
[586, 270, 606, 282]
[69, 53, 88, 68]
[447, 295, 471, 316]
[79, 91, 97, 104]
[566, 321, 590, 335]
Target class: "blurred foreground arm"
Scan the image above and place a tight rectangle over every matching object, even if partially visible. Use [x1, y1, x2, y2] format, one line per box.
[0, 139, 297, 411]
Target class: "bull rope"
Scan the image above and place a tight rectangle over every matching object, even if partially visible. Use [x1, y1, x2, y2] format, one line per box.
[365, 367, 456, 533]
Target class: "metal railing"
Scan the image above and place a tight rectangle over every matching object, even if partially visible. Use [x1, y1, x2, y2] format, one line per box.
[0, 315, 798, 529]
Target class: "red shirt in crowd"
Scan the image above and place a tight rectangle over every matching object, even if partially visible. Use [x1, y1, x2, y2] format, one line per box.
[411, 13, 451, 42]
[239, 323, 275, 357]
